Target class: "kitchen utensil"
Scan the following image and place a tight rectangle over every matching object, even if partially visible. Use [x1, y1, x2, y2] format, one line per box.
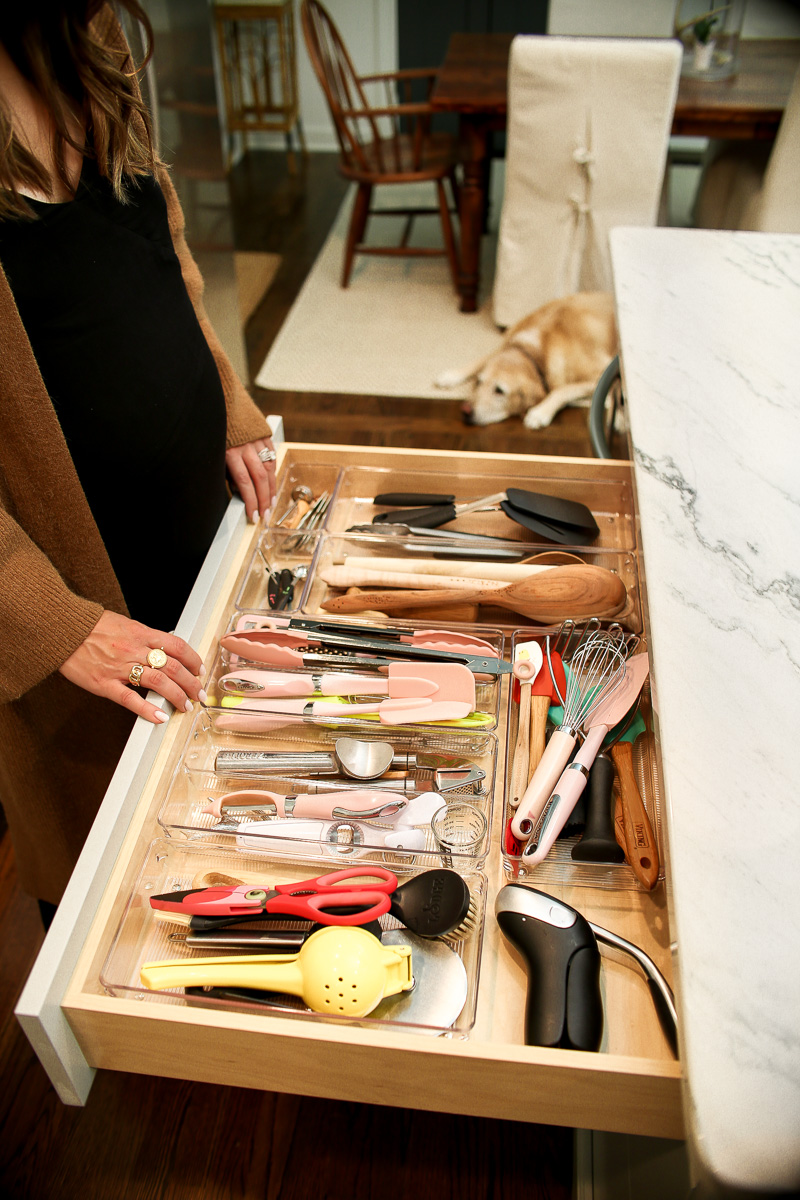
[571, 707, 644, 864]
[140, 924, 413, 1017]
[200, 787, 417, 822]
[374, 492, 459, 505]
[374, 868, 478, 939]
[273, 565, 308, 610]
[170, 929, 308, 951]
[213, 743, 485, 795]
[430, 802, 488, 867]
[319, 564, 556, 589]
[588, 920, 677, 1057]
[291, 618, 501, 661]
[184, 930, 469, 1032]
[511, 631, 634, 842]
[336, 736, 395, 778]
[276, 484, 314, 526]
[370, 930, 469, 1029]
[521, 652, 649, 865]
[528, 649, 567, 786]
[610, 714, 660, 890]
[320, 564, 627, 624]
[170, 866, 478, 941]
[372, 488, 599, 544]
[221, 622, 512, 678]
[346, 524, 529, 560]
[149, 865, 398, 925]
[284, 490, 331, 550]
[230, 816, 428, 857]
[570, 755, 625, 864]
[214, 708, 494, 735]
[508, 640, 544, 809]
[217, 660, 471, 702]
[505, 488, 599, 538]
[217, 660, 475, 724]
[372, 491, 507, 527]
[495, 884, 602, 1050]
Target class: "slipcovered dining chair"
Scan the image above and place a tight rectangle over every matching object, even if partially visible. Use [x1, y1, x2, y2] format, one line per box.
[693, 65, 800, 233]
[492, 36, 682, 329]
[300, 0, 462, 289]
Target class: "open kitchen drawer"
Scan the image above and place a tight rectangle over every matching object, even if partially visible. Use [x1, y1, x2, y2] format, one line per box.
[17, 445, 683, 1140]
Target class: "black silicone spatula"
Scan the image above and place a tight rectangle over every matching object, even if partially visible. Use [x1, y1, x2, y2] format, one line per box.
[505, 488, 599, 540]
[498, 502, 592, 545]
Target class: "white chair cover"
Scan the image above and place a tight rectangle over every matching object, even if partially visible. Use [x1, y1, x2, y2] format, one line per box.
[493, 36, 681, 328]
[694, 66, 800, 234]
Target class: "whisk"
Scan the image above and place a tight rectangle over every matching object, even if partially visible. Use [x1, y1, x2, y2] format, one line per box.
[510, 629, 633, 843]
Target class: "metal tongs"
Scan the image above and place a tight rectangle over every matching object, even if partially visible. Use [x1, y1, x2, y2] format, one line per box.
[345, 523, 527, 561]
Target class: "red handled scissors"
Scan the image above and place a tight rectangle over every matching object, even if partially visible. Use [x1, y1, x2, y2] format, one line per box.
[149, 866, 398, 926]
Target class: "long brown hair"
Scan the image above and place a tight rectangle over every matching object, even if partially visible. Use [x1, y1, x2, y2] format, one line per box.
[0, 1, 161, 218]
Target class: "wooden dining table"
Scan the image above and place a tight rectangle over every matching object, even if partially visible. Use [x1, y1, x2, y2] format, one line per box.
[430, 34, 800, 311]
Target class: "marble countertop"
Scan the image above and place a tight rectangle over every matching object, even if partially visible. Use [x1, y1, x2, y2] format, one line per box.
[610, 228, 800, 1194]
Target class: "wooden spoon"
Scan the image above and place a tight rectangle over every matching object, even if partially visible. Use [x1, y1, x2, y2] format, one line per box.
[320, 564, 627, 624]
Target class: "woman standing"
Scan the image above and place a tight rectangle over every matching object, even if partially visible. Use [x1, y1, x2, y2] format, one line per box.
[0, 1, 276, 911]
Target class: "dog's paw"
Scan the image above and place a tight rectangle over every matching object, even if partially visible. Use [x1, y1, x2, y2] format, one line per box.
[522, 404, 555, 430]
[434, 368, 466, 389]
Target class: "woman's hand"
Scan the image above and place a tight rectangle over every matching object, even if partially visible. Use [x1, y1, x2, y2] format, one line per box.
[225, 436, 277, 523]
[58, 611, 207, 725]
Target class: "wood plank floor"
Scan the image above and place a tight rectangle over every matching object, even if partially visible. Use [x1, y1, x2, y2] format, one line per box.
[0, 151, 576, 1200]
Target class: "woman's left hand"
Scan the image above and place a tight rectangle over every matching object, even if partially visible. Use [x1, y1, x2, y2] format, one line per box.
[225, 437, 277, 523]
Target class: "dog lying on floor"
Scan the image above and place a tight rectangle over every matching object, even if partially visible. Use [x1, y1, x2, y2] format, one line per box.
[435, 292, 619, 429]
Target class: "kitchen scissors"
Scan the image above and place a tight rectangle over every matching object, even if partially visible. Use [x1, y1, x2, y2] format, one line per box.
[150, 866, 398, 926]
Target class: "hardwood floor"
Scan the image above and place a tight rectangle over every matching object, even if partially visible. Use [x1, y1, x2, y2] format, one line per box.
[0, 150, 575, 1199]
[231, 150, 605, 458]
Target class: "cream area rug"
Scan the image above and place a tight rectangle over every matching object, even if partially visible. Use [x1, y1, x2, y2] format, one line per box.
[255, 175, 505, 400]
[234, 251, 281, 323]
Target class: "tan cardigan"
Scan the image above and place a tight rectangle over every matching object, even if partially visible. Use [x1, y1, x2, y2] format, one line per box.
[0, 154, 270, 902]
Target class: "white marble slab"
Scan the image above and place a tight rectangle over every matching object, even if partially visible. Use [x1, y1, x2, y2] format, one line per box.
[610, 227, 800, 1193]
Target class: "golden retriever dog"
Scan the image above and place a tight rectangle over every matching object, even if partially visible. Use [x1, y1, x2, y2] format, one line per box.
[435, 292, 618, 429]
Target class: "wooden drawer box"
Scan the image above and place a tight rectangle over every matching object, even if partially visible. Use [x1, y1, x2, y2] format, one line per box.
[18, 445, 683, 1140]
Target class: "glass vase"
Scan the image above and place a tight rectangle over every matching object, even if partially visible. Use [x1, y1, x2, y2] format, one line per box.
[674, 0, 748, 80]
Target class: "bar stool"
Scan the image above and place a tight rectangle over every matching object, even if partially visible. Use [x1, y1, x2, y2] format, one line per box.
[213, 0, 306, 170]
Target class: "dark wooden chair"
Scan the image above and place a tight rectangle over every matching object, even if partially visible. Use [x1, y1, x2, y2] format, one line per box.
[300, 0, 463, 289]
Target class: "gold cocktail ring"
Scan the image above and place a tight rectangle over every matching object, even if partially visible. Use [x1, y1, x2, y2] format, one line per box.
[147, 648, 168, 670]
[128, 663, 145, 687]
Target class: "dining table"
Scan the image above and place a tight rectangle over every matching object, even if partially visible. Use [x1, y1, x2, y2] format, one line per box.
[430, 34, 800, 311]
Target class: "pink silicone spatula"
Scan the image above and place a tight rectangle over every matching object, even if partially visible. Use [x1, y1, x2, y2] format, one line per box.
[522, 654, 650, 866]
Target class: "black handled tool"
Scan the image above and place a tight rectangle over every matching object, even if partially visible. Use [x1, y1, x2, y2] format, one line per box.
[495, 884, 603, 1050]
[374, 492, 455, 506]
[571, 752, 625, 863]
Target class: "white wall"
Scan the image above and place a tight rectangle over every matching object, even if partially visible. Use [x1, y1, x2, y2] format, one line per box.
[239, 0, 397, 152]
[547, 0, 800, 37]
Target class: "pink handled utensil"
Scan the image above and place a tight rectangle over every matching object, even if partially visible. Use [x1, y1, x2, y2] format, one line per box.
[219, 661, 447, 699]
[510, 632, 634, 842]
[201, 787, 413, 822]
[521, 653, 650, 866]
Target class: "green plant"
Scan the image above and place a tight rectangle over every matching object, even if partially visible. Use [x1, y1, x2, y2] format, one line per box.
[674, 4, 731, 43]
[693, 15, 718, 43]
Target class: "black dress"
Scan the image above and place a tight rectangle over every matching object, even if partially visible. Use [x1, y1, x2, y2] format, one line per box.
[0, 159, 229, 631]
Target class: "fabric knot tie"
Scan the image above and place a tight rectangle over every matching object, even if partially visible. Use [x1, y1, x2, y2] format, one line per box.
[569, 194, 591, 216]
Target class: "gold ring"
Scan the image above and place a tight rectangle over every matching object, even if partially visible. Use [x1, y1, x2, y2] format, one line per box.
[147, 648, 168, 669]
[128, 663, 145, 687]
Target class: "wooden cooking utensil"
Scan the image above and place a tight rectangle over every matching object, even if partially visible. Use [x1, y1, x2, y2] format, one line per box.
[528, 650, 566, 786]
[320, 563, 555, 587]
[508, 641, 544, 808]
[320, 564, 627, 624]
[610, 726, 660, 890]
